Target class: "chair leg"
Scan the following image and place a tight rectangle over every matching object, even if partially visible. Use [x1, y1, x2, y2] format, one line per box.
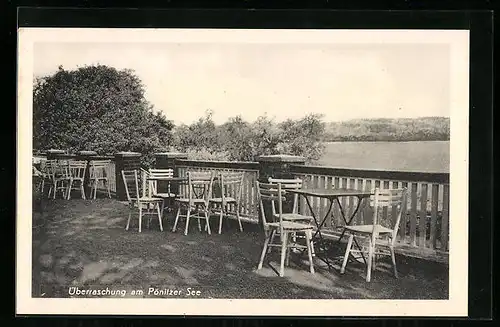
[184, 206, 191, 235]
[236, 204, 243, 232]
[126, 207, 132, 231]
[80, 181, 86, 200]
[106, 180, 111, 198]
[160, 200, 165, 219]
[156, 203, 163, 232]
[218, 205, 224, 234]
[285, 243, 291, 267]
[138, 205, 142, 233]
[196, 205, 202, 232]
[269, 230, 278, 254]
[366, 238, 374, 282]
[390, 245, 398, 278]
[258, 229, 275, 270]
[204, 206, 211, 235]
[305, 230, 315, 274]
[279, 231, 289, 277]
[172, 206, 181, 232]
[93, 181, 97, 200]
[53, 181, 57, 199]
[66, 179, 73, 200]
[340, 234, 354, 274]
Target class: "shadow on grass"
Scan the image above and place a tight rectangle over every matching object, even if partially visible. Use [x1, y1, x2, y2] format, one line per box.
[32, 199, 449, 299]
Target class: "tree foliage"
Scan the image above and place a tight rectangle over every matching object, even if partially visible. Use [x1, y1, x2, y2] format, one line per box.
[323, 117, 450, 142]
[172, 111, 326, 163]
[33, 65, 174, 166]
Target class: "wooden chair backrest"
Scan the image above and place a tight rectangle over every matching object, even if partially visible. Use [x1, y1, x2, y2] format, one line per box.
[148, 168, 175, 195]
[68, 160, 87, 179]
[218, 172, 245, 203]
[121, 170, 140, 202]
[89, 160, 111, 179]
[149, 168, 174, 178]
[256, 181, 287, 229]
[42, 160, 58, 178]
[268, 177, 303, 214]
[187, 171, 214, 204]
[53, 160, 71, 178]
[371, 187, 408, 243]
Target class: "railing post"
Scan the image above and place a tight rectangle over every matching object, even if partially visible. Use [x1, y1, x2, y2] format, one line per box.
[154, 152, 188, 195]
[115, 152, 142, 201]
[256, 154, 307, 228]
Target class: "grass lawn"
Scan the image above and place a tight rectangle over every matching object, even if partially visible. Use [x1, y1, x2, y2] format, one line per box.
[32, 198, 449, 299]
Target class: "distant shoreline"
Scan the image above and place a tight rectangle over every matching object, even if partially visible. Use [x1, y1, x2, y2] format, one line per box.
[323, 139, 450, 143]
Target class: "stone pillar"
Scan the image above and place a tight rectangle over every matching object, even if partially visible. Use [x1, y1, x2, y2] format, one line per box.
[115, 152, 141, 201]
[154, 152, 188, 195]
[46, 149, 66, 160]
[256, 155, 307, 227]
[257, 154, 306, 182]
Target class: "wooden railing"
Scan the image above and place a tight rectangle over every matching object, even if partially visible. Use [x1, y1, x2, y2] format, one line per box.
[176, 160, 260, 223]
[290, 165, 449, 258]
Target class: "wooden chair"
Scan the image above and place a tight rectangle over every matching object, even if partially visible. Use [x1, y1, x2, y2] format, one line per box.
[172, 171, 214, 236]
[208, 172, 245, 234]
[256, 181, 315, 277]
[36, 158, 52, 198]
[32, 162, 44, 200]
[268, 177, 316, 256]
[48, 160, 71, 199]
[340, 187, 408, 282]
[148, 168, 177, 217]
[268, 178, 315, 223]
[66, 160, 87, 200]
[89, 160, 112, 199]
[121, 170, 164, 233]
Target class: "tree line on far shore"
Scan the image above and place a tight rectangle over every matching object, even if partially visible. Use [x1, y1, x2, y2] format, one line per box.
[33, 65, 450, 166]
[323, 117, 450, 142]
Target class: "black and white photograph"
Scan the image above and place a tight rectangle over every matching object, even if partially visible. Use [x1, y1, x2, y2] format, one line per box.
[17, 27, 469, 316]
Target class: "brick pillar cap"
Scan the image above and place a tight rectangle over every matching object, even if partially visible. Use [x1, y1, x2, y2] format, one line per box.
[155, 152, 188, 158]
[46, 149, 66, 154]
[78, 150, 98, 155]
[256, 154, 306, 163]
[115, 151, 141, 157]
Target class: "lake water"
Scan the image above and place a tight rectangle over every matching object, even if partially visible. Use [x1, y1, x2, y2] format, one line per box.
[316, 141, 450, 173]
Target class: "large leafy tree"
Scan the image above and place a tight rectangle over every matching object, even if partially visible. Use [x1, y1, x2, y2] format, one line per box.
[33, 65, 174, 166]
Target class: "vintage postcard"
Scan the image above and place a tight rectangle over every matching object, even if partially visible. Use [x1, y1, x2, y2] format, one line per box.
[17, 28, 469, 316]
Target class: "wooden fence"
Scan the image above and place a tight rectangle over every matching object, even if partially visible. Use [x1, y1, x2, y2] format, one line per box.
[290, 165, 449, 255]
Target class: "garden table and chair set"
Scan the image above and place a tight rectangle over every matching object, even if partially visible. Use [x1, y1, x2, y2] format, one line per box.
[120, 169, 246, 236]
[120, 167, 408, 283]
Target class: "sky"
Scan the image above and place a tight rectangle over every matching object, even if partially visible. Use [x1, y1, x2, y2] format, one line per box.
[33, 40, 451, 125]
